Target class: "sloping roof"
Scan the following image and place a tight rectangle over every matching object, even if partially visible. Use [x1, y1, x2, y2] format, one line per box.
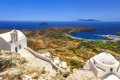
[104, 74, 120, 80]
[0, 30, 25, 43]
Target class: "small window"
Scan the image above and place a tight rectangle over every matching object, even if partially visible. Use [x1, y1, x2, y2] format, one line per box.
[19, 45, 21, 49]
[110, 68, 113, 72]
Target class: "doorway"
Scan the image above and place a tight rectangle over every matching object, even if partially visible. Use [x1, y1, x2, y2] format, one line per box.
[15, 47, 17, 52]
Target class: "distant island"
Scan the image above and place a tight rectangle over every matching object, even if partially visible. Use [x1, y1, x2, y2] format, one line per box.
[78, 19, 100, 21]
[40, 22, 48, 25]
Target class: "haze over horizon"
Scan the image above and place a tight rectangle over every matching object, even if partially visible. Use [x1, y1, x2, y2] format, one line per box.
[0, 0, 120, 21]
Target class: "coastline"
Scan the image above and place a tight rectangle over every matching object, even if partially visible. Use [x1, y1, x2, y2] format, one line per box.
[0, 27, 119, 42]
[98, 34, 120, 41]
[67, 34, 84, 39]
[66, 33, 114, 42]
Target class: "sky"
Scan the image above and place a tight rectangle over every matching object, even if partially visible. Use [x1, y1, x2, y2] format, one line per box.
[0, 0, 120, 21]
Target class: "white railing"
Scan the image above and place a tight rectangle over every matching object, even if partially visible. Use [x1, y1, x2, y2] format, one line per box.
[0, 71, 8, 77]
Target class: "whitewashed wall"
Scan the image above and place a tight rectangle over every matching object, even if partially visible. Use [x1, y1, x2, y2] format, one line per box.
[0, 37, 11, 51]
[10, 37, 27, 52]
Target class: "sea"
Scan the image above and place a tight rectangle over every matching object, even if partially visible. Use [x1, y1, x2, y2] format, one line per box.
[0, 21, 120, 40]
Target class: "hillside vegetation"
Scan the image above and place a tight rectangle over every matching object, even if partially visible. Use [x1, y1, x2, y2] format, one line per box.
[0, 27, 120, 69]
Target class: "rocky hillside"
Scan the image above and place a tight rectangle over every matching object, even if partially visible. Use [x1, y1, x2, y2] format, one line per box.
[22, 27, 96, 37]
[0, 50, 65, 80]
[0, 27, 95, 38]
[0, 27, 101, 80]
[0, 50, 97, 80]
[0, 30, 9, 34]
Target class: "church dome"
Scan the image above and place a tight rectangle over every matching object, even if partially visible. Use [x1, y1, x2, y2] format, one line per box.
[94, 52, 117, 65]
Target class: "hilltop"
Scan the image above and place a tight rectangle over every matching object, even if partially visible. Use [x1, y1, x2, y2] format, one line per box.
[22, 27, 96, 37]
[0, 26, 96, 37]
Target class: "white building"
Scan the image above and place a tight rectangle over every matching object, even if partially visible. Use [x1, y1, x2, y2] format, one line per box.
[84, 52, 120, 80]
[61, 61, 67, 69]
[41, 52, 51, 58]
[0, 30, 27, 52]
[54, 57, 61, 66]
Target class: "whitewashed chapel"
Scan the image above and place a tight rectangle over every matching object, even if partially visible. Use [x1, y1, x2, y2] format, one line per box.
[84, 52, 120, 80]
[0, 30, 27, 52]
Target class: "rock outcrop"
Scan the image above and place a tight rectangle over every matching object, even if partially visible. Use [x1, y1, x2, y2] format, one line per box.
[0, 50, 64, 80]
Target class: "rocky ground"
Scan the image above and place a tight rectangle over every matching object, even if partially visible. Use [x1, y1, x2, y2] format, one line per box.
[0, 50, 97, 80]
[0, 50, 64, 80]
[66, 69, 97, 80]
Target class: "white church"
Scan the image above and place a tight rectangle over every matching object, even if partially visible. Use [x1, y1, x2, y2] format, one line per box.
[84, 52, 120, 80]
[0, 30, 27, 52]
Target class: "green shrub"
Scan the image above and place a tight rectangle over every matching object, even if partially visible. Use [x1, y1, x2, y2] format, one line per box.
[70, 60, 84, 68]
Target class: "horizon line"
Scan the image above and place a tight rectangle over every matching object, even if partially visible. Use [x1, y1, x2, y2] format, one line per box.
[0, 20, 120, 22]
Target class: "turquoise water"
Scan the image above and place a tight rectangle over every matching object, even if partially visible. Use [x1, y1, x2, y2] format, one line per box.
[0, 21, 120, 40]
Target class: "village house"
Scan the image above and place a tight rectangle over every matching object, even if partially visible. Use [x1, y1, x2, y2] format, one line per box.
[0, 30, 27, 52]
[84, 52, 120, 80]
